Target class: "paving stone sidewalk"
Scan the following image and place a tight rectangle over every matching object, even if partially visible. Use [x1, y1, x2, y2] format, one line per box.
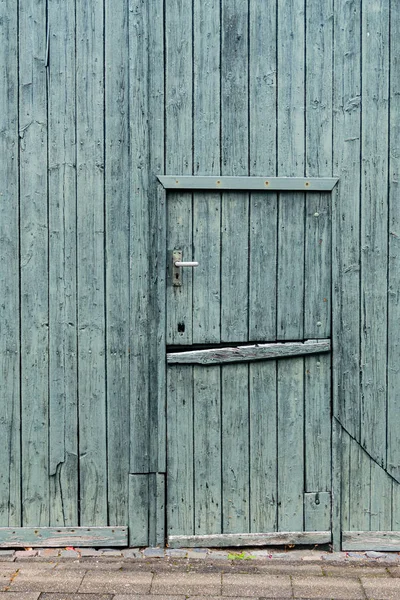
[1, 550, 400, 599]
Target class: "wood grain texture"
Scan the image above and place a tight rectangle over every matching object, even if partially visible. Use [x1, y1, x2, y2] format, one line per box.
[167, 340, 331, 365]
[0, 527, 127, 548]
[304, 492, 331, 532]
[48, 0, 78, 528]
[105, 0, 130, 524]
[387, 2, 400, 482]
[0, 0, 20, 527]
[158, 176, 338, 191]
[128, 474, 149, 547]
[277, 359, 304, 531]
[76, 0, 107, 525]
[332, 0, 361, 439]
[370, 461, 392, 531]
[305, 354, 331, 492]
[342, 531, 400, 552]
[148, 473, 165, 547]
[167, 366, 194, 536]
[19, 0, 49, 527]
[360, 0, 389, 468]
[249, 362, 277, 533]
[222, 364, 249, 533]
[129, 0, 151, 472]
[349, 435, 371, 531]
[168, 531, 331, 548]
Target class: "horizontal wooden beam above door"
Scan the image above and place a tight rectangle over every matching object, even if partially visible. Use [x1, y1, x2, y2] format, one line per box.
[168, 531, 331, 548]
[157, 176, 339, 191]
[167, 339, 330, 365]
[0, 527, 128, 548]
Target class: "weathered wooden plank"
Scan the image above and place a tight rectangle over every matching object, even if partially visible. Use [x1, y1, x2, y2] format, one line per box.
[277, 359, 304, 531]
[305, 354, 331, 492]
[105, 0, 130, 524]
[332, 0, 361, 440]
[360, 0, 389, 468]
[387, 1, 400, 483]
[304, 492, 331, 532]
[167, 340, 330, 365]
[277, 0, 305, 341]
[168, 531, 331, 549]
[0, 527, 127, 548]
[221, 0, 249, 342]
[128, 474, 149, 547]
[342, 531, 400, 552]
[158, 176, 339, 191]
[370, 462, 392, 531]
[249, 362, 277, 533]
[166, 193, 193, 345]
[249, 0, 277, 342]
[48, 0, 78, 528]
[340, 427, 352, 535]
[76, 0, 107, 525]
[192, 2, 221, 345]
[19, 0, 49, 527]
[193, 366, 221, 535]
[167, 366, 194, 536]
[222, 364, 249, 533]
[392, 483, 400, 531]
[148, 473, 165, 547]
[349, 437, 371, 531]
[0, 0, 20, 527]
[129, 0, 151, 473]
[331, 419, 343, 551]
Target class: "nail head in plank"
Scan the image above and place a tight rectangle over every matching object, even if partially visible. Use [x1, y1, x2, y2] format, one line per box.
[158, 176, 339, 191]
[167, 340, 330, 365]
[0, 527, 128, 548]
[168, 531, 331, 548]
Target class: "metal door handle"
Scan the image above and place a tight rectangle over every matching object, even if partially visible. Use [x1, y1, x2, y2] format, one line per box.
[172, 250, 198, 286]
[174, 261, 199, 267]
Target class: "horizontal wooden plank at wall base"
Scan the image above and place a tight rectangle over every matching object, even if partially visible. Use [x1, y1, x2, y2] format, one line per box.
[0, 527, 128, 548]
[342, 532, 400, 551]
[168, 531, 331, 548]
[167, 340, 330, 365]
[158, 176, 338, 191]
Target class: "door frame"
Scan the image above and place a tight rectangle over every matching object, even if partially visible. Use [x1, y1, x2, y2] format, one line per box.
[151, 175, 339, 548]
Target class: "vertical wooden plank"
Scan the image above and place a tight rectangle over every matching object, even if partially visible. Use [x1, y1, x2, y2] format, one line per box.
[277, 0, 305, 340]
[387, 1, 400, 482]
[148, 473, 165, 547]
[392, 483, 400, 531]
[48, 0, 78, 527]
[76, 0, 107, 525]
[304, 492, 331, 532]
[222, 364, 249, 533]
[340, 427, 351, 536]
[305, 0, 332, 340]
[332, 419, 344, 550]
[360, 0, 389, 467]
[165, 0, 193, 346]
[221, 0, 249, 342]
[129, 474, 149, 547]
[0, 0, 20, 527]
[167, 366, 194, 536]
[19, 0, 49, 527]
[277, 358, 304, 531]
[105, 0, 130, 525]
[193, 366, 221, 535]
[349, 438, 371, 531]
[332, 0, 361, 438]
[129, 0, 150, 473]
[249, 361, 277, 533]
[192, 0, 220, 345]
[305, 354, 331, 492]
[248, 0, 277, 341]
[370, 463, 392, 531]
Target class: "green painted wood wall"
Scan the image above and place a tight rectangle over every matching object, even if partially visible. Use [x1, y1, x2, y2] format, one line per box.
[0, 0, 399, 548]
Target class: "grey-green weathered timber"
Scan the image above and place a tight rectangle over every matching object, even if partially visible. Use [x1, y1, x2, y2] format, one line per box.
[0, 0, 399, 551]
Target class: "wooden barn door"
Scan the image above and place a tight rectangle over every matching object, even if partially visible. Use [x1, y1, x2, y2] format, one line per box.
[163, 177, 335, 548]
